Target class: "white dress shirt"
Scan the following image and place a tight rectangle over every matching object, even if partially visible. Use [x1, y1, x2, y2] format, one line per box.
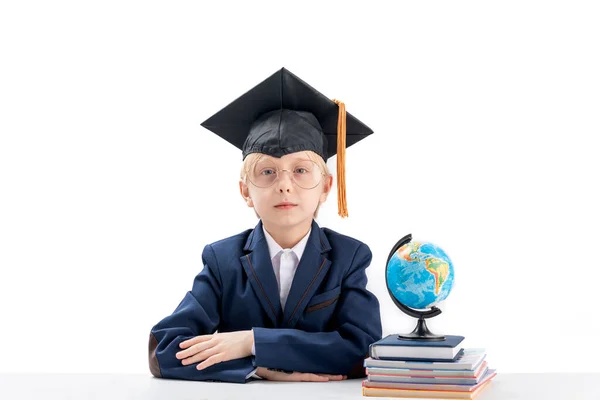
[246, 225, 312, 379]
[263, 225, 311, 310]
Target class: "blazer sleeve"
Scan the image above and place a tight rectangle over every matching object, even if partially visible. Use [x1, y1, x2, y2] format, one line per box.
[148, 244, 255, 383]
[252, 243, 383, 377]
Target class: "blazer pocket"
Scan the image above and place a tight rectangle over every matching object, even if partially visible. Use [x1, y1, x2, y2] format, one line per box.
[305, 286, 341, 313]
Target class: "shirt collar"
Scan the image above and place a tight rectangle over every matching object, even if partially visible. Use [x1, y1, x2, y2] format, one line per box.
[262, 225, 311, 261]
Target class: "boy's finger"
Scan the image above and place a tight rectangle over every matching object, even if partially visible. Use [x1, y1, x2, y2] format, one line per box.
[176, 340, 215, 359]
[317, 374, 344, 381]
[196, 353, 223, 370]
[264, 371, 298, 381]
[181, 346, 220, 366]
[179, 335, 212, 349]
[301, 373, 329, 382]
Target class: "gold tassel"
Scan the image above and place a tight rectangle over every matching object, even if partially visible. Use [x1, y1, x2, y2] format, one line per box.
[332, 99, 348, 218]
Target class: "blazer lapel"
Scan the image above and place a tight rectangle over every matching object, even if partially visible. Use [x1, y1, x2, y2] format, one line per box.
[239, 220, 282, 327]
[281, 220, 332, 328]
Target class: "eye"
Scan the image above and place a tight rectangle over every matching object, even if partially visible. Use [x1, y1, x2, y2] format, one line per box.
[261, 168, 276, 176]
[294, 167, 308, 174]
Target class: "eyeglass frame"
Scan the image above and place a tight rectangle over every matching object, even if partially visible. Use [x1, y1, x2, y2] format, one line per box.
[243, 159, 328, 190]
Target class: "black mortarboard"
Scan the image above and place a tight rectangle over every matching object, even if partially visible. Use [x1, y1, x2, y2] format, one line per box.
[200, 67, 374, 217]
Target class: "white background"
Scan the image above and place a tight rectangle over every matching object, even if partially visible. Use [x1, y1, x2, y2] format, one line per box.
[1, 1, 599, 374]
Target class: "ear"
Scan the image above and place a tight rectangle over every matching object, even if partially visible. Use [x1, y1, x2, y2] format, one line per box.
[239, 179, 254, 208]
[319, 174, 333, 204]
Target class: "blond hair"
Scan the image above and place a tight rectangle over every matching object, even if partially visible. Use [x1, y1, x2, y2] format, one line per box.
[240, 151, 331, 218]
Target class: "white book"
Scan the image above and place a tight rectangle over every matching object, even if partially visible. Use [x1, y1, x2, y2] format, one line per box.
[372, 344, 463, 360]
[364, 348, 486, 371]
[367, 360, 488, 378]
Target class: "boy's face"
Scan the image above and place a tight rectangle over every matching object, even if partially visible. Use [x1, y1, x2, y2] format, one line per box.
[239, 152, 333, 229]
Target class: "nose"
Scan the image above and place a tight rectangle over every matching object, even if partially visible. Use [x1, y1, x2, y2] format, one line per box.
[276, 170, 294, 193]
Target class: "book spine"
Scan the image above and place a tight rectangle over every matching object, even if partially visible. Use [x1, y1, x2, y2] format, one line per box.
[369, 343, 377, 359]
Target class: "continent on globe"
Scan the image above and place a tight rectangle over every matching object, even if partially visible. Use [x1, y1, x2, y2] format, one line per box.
[425, 258, 449, 295]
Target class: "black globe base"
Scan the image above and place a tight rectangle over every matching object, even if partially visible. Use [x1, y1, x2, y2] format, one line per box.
[397, 317, 445, 341]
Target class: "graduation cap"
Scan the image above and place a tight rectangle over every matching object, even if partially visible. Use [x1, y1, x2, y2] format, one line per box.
[200, 67, 374, 218]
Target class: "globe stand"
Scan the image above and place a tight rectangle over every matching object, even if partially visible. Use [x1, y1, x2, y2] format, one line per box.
[398, 315, 445, 340]
[386, 233, 446, 341]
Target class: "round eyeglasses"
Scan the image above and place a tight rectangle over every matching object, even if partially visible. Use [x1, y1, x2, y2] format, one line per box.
[245, 158, 326, 189]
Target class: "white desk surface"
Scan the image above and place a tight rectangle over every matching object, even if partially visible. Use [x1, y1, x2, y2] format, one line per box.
[1, 373, 600, 399]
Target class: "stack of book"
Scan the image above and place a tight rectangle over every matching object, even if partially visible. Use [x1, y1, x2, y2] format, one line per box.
[362, 335, 496, 399]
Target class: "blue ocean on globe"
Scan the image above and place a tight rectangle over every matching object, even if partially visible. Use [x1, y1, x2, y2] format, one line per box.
[386, 241, 455, 309]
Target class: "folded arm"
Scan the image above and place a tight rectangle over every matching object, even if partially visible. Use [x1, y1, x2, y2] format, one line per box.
[148, 245, 255, 383]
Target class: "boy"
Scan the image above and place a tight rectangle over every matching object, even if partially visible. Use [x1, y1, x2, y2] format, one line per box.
[148, 68, 382, 383]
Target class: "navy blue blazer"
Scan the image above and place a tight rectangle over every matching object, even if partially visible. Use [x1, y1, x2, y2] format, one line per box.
[148, 219, 382, 383]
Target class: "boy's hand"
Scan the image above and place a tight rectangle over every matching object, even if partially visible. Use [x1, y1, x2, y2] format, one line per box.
[176, 330, 254, 370]
[255, 367, 347, 382]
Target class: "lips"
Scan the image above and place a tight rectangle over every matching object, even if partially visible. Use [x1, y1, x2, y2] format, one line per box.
[275, 202, 297, 209]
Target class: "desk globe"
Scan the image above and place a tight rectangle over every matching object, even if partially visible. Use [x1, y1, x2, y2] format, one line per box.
[386, 233, 455, 340]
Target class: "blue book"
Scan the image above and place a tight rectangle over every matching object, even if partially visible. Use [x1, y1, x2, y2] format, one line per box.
[369, 334, 465, 361]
